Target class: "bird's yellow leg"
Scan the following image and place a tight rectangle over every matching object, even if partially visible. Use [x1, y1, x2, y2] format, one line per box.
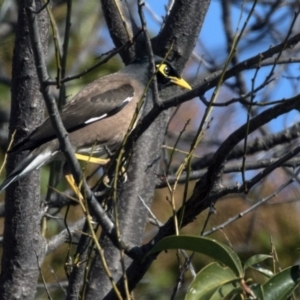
[74, 153, 127, 187]
[65, 174, 84, 201]
[75, 153, 110, 165]
[74, 153, 111, 188]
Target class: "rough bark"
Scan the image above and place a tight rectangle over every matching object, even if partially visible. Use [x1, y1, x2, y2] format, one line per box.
[85, 1, 211, 299]
[0, 1, 48, 299]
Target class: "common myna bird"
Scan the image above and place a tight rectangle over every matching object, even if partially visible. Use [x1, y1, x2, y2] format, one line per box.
[0, 57, 191, 192]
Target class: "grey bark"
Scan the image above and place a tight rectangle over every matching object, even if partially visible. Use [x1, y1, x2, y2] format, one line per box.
[85, 0, 211, 299]
[0, 1, 49, 299]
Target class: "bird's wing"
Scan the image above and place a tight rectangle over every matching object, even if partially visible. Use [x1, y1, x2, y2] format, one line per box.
[10, 79, 135, 153]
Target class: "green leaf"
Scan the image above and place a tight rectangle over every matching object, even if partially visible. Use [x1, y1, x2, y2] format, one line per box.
[244, 254, 272, 271]
[185, 262, 238, 300]
[263, 265, 300, 300]
[147, 235, 243, 277]
[250, 266, 274, 278]
[210, 283, 243, 300]
[250, 284, 264, 300]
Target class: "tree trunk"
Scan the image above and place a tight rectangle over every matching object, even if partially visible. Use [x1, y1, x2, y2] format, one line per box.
[0, 1, 49, 299]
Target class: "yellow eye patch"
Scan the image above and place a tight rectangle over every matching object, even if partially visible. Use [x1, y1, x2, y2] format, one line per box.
[155, 63, 192, 90]
[156, 64, 170, 77]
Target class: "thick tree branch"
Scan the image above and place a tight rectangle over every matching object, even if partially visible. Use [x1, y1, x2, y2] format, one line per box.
[93, 1, 211, 298]
[191, 122, 300, 170]
[153, 0, 211, 70]
[46, 217, 85, 254]
[157, 157, 300, 188]
[100, 0, 142, 63]
[0, 1, 48, 298]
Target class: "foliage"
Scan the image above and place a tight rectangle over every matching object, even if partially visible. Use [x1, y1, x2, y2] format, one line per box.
[150, 235, 300, 299]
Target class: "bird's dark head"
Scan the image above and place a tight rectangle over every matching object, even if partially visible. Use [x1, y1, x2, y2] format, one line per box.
[154, 57, 192, 90]
[131, 56, 192, 91]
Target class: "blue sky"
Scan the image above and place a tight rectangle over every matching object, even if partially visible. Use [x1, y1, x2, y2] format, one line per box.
[143, 1, 300, 133]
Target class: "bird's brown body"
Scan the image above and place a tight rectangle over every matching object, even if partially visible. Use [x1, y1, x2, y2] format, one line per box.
[12, 70, 147, 155]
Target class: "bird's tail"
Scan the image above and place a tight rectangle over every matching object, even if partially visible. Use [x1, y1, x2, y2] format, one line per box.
[0, 150, 56, 192]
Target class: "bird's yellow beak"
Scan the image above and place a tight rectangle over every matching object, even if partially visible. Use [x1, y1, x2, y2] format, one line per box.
[169, 76, 192, 90]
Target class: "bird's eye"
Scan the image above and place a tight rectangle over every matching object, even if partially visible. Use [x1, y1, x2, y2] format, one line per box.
[164, 66, 170, 75]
